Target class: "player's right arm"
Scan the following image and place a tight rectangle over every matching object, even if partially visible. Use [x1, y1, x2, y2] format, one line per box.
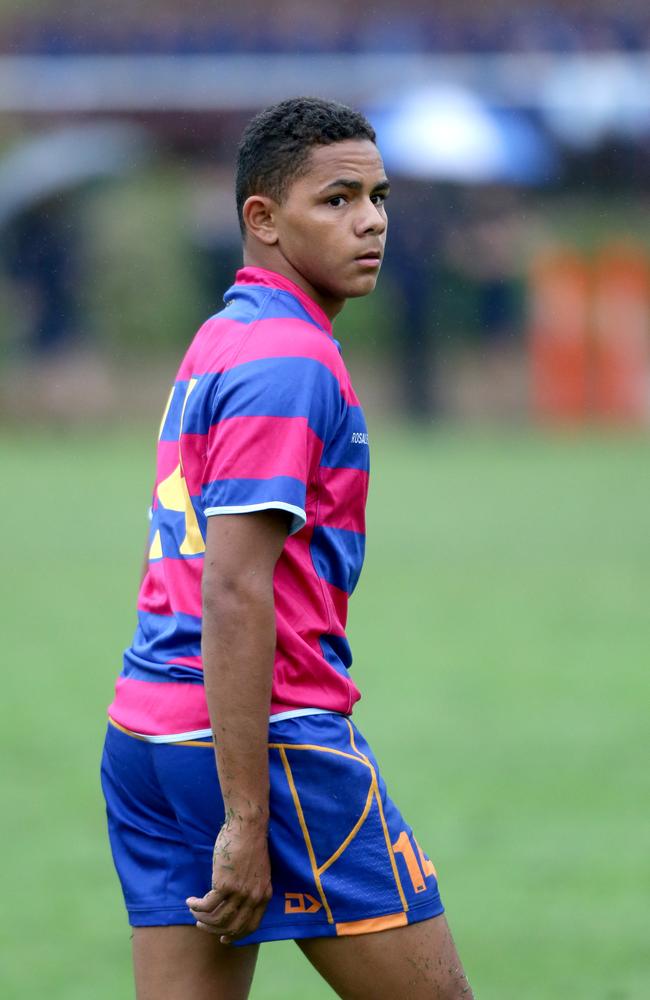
[186, 508, 289, 944]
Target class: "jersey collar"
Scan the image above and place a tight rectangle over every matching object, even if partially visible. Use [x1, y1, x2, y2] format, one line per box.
[234, 266, 333, 337]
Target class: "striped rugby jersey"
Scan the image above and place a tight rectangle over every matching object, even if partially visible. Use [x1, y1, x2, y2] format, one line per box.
[108, 267, 369, 737]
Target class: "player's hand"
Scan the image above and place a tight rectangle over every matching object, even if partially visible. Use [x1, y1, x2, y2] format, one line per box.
[186, 812, 272, 945]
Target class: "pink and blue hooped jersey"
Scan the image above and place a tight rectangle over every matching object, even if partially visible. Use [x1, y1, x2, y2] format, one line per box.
[108, 267, 370, 737]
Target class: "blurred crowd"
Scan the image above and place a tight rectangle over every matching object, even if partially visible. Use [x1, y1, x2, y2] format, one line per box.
[2, 1, 649, 426]
[3, 0, 650, 56]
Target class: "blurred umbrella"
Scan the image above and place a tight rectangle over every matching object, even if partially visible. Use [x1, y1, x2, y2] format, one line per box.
[0, 122, 153, 227]
[371, 86, 557, 185]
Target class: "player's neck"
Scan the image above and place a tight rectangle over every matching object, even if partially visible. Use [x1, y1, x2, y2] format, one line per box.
[242, 246, 346, 321]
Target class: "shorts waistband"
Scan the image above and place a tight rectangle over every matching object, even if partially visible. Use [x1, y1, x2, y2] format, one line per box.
[108, 707, 346, 744]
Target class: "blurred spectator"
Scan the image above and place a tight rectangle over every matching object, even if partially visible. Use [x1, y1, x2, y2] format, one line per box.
[441, 187, 531, 419]
[382, 180, 447, 420]
[186, 164, 243, 312]
[445, 188, 525, 349]
[1, 198, 81, 356]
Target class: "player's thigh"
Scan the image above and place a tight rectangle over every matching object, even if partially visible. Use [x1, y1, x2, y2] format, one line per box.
[297, 913, 473, 1000]
[132, 926, 259, 1000]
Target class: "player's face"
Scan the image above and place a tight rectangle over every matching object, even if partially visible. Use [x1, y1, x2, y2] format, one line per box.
[273, 139, 389, 318]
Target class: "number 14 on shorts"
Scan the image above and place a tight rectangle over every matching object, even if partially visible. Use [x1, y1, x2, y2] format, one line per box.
[393, 833, 437, 894]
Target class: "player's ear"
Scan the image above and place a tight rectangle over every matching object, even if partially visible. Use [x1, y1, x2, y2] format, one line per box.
[242, 195, 279, 246]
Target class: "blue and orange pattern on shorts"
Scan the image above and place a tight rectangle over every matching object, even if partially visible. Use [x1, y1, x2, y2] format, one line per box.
[101, 713, 444, 944]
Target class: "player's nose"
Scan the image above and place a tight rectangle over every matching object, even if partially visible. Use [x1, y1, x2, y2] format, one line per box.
[356, 200, 387, 236]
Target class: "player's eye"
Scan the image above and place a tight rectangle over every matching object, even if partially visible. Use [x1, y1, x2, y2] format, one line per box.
[327, 195, 347, 207]
[371, 192, 389, 206]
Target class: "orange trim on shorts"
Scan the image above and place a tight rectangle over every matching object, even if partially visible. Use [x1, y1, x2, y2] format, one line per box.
[108, 718, 149, 741]
[344, 719, 409, 914]
[277, 746, 334, 924]
[317, 781, 375, 877]
[268, 742, 373, 771]
[168, 739, 214, 747]
[335, 912, 408, 936]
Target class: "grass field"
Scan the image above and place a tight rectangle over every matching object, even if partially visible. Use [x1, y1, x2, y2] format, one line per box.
[1, 423, 648, 999]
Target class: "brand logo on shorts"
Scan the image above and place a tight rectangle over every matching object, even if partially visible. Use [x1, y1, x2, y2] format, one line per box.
[284, 892, 322, 915]
[351, 432, 369, 445]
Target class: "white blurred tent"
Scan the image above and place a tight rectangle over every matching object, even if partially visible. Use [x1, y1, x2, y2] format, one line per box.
[371, 85, 557, 185]
[0, 121, 153, 227]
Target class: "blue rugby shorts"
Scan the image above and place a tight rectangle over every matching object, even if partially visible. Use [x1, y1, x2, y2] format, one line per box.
[100, 712, 444, 944]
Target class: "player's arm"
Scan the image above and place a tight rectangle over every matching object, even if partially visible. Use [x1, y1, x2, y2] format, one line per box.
[186, 509, 289, 944]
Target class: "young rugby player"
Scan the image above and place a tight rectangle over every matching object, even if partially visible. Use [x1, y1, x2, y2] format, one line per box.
[102, 97, 473, 999]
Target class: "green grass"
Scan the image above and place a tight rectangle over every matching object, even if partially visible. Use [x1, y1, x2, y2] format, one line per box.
[1, 425, 648, 999]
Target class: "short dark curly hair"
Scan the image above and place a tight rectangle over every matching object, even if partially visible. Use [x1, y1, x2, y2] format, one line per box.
[235, 96, 377, 236]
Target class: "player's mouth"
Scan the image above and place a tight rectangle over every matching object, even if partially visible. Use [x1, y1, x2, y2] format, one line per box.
[354, 250, 383, 269]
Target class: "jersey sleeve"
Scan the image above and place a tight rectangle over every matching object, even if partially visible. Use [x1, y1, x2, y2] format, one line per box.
[201, 350, 342, 535]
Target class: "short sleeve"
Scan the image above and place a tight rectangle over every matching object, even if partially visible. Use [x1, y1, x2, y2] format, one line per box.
[201, 351, 342, 535]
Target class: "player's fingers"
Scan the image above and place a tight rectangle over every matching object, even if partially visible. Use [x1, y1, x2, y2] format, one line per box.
[189, 880, 271, 936]
[191, 904, 233, 931]
[247, 898, 270, 934]
[217, 900, 257, 942]
[186, 888, 227, 913]
[196, 919, 222, 936]
[195, 896, 242, 933]
[193, 898, 237, 936]
[220, 896, 270, 945]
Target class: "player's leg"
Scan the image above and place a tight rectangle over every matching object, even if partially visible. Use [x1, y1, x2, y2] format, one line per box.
[261, 715, 473, 998]
[102, 727, 260, 998]
[132, 926, 259, 1000]
[298, 913, 473, 1000]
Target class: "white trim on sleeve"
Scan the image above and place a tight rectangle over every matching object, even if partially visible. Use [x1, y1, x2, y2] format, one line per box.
[203, 501, 306, 535]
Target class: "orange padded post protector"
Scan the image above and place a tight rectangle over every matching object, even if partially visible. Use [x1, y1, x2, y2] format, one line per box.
[592, 242, 649, 426]
[529, 248, 590, 424]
